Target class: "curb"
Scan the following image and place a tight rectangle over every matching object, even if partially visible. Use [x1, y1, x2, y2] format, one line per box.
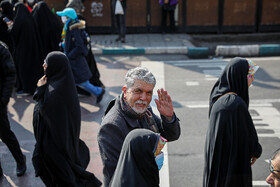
[92, 44, 280, 57]
[216, 44, 280, 57]
[188, 47, 209, 58]
[259, 44, 280, 56]
[92, 47, 188, 55]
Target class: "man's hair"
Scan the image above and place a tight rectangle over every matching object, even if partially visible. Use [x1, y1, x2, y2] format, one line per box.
[271, 148, 280, 160]
[124, 67, 156, 89]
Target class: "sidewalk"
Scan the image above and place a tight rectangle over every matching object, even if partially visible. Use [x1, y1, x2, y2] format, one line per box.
[90, 33, 280, 57]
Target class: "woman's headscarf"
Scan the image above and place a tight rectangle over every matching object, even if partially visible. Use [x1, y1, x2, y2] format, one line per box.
[110, 129, 160, 187]
[0, 0, 13, 20]
[209, 57, 250, 116]
[31, 1, 62, 58]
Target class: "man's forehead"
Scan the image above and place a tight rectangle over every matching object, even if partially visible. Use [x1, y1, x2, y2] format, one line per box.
[131, 80, 154, 88]
[273, 156, 280, 169]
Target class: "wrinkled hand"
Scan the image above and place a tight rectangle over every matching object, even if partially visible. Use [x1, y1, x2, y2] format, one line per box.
[37, 75, 47, 87]
[251, 157, 257, 165]
[154, 88, 174, 121]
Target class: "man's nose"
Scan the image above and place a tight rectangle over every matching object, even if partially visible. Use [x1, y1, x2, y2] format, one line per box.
[139, 92, 147, 100]
[266, 173, 274, 185]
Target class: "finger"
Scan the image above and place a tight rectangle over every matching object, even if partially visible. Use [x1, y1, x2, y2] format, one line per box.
[160, 89, 166, 101]
[157, 89, 162, 101]
[154, 99, 160, 108]
[167, 94, 172, 104]
[39, 75, 45, 80]
[250, 157, 256, 165]
[163, 89, 168, 101]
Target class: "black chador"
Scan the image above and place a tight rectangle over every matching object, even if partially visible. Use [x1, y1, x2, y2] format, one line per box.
[9, 2, 43, 94]
[32, 51, 102, 187]
[110, 129, 160, 187]
[31, 1, 62, 59]
[203, 57, 262, 187]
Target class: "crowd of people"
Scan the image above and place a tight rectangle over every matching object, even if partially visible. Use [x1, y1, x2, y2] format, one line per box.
[0, 0, 279, 187]
[0, 0, 105, 98]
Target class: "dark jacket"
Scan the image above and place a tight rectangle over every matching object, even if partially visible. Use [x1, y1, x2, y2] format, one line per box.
[0, 41, 16, 107]
[97, 96, 181, 187]
[0, 1, 14, 52]
[64, 20, 92, 84]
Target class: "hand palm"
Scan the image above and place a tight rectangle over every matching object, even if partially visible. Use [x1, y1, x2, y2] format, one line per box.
[155, 88, 173, 117]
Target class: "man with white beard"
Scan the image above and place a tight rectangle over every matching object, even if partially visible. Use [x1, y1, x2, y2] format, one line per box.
[98, 67, 181, 187]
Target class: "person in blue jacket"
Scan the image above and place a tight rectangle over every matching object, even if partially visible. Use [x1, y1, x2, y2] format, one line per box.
[56, 8, 105, 103]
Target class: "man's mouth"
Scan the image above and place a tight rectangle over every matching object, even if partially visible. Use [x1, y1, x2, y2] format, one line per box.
[136, 103, 146, 108]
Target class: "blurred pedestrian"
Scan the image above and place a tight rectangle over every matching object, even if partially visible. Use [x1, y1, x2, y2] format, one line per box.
[203, 57, 262, 187]
[66, 1, 105, 88]
[0, 0, 13, 52]
[8, 2, 43, 96]
[0, 41, 26, 177]
[113, 0, 126, 43]
[159, 0, 177, 33]
[22, 0, 36, 12]
[31, 1, 62, 59]
[32, 51, 102, 187]
[10, 0, 18, 7]
[109, 129, 163, 187]
[98, 67, 181, 187]
[66, 0, 85, 15]
[266, 148, 280, 187]
[56, 8, 105, 103]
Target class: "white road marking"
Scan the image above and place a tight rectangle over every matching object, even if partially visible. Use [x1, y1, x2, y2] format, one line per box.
[252, 106, 280, 138]
[4, 175, 17, 187]
[181, 99, 280, 139]
[253, 180, 269, 186]
[141, 61, 170, 187]
[112, 56, 130, 64]
[166, 59, 228, 82]
[186, 81, 199, 86]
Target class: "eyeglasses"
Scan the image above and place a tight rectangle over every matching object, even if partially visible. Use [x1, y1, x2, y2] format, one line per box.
[269, 159, 280, 181]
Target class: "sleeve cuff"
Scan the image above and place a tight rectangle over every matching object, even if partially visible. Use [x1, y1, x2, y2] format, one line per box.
[161, 113, 176, 124]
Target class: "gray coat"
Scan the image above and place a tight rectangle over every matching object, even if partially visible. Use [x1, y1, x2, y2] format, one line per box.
[97, 96, 181, 187]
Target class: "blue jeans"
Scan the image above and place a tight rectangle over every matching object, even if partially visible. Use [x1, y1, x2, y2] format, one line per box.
[77, 80, 102, 96]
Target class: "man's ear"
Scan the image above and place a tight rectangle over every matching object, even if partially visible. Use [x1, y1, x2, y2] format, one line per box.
[122, 86, 127, 98]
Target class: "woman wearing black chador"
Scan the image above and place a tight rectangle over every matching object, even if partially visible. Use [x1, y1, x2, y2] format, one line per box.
[32, 51, 102, 187]
[203, 57, 262, 187]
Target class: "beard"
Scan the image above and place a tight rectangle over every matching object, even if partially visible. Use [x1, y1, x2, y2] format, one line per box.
[132, 100, 148, 114]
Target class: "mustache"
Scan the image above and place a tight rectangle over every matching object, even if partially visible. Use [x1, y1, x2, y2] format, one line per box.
[135, 100, 148, 105]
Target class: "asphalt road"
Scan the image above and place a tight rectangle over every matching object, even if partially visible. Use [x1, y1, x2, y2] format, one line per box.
[160, 56, 280, 187]
[0, 55, 279, 187]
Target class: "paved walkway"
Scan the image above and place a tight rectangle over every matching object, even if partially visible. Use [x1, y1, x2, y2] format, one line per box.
[91, 33, 280, 57]
[91, 34, 193, 55]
